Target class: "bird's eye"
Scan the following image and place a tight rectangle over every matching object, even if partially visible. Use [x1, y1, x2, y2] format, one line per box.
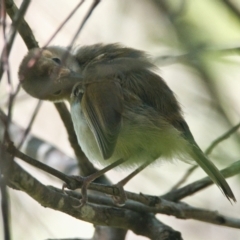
[52, 58, 61, 64]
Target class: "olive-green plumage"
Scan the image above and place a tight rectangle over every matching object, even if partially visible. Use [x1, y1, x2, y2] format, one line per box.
[19, 43, 236, 203]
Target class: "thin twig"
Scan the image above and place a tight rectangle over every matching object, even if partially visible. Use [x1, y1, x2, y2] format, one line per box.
[0, 143, 11, 240]
[17, 100, 42, 149]
[155, 45, 240, 66]
[205, 122, 240, 155]
[0, 0, 8, 82]
[0, 0, 31, 80]
[0, 176, 11, 240]
[4, 141, 69, 183]
[170, 165, 198, 190]
[43, 0, 85, 48]
[2, 0, 32, 152]
[161, 160, 240, 202]
[68, 0, 100, 50]
[0, 108, 78, 175]
[62, 0, 100, 63]
[0, 12, 20, 240]
[4, 0, 38, 49]
[171, 122, 240, 190]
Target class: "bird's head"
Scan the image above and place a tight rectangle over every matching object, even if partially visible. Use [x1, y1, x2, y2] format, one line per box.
[18, 47, 82, 102]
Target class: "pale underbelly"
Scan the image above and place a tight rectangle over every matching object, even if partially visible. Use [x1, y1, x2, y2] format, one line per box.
[70, 103, 192, 169]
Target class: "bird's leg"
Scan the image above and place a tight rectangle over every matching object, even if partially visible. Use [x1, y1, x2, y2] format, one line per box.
[112, 158, 155, 206]
[68, 158, 127, 207]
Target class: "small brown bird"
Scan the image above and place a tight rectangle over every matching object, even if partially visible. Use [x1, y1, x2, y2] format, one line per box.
[18, 43, 236, 205]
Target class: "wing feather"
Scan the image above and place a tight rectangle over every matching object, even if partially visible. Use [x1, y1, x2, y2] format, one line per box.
[81, 80, 123, 159]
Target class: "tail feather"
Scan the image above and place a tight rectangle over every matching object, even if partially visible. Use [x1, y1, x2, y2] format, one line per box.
[191, 145, 236, 203]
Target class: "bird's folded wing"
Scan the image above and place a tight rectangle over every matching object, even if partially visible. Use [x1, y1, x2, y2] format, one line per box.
[81, 80, 123, 159]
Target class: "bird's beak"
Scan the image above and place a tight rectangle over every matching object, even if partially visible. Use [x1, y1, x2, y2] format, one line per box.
[21, 67, 83, 101]
[62, 70, 83, 83]
[46, 69, 83, 99]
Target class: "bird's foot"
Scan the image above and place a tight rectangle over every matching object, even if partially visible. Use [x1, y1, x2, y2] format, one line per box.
[62, 175, 91, 208]
[111, 182, 127, 206]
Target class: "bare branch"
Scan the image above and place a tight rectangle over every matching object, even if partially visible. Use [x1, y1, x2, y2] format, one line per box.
[5, 158, 182, 240]
[17, 100, 42, 149]
[4, 0, 38, 49]
[67, 0, 100, 51]
[161, 160, 240, 201]
[0, 172, 11, 240]
[170, 165, 198, 190]
[4, 135, 240, 212]
[0, 0, 31, 80]
[45, 186, 240, 230]
[4, 140, 69, 183]
[205, 122, 240, 155]
[0, 108, 78, 174]
[43, 0, 85, 48]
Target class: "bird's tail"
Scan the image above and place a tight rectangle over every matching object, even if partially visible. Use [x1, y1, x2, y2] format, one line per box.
[191, 145, 236, 203]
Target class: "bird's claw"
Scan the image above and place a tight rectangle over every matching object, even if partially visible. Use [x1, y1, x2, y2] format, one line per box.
[62, 175, 90, 208]
[111, 183, 127, 206]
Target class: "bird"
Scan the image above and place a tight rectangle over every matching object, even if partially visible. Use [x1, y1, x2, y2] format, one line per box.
[18, 43, 236, 206]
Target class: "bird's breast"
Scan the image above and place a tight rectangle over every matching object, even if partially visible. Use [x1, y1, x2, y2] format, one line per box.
[70, 101, 103, 164]
[70, 100, 192, 169]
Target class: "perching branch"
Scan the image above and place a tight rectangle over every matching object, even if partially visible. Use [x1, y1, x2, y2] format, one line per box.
[3, 155, 182, 240]
[3, 138, 240, 223]
[161, 160, 240, 202]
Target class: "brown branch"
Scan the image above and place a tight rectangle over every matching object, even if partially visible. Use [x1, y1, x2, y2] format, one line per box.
[4, 140, 69, 183]
[170, 165, 197, 190]
[17, 100, 42, 149]
[0, 108, 78, 175]
[4, 138, 240, 211]
[4, 134, 240, 230]
[0, 0, 31, 80]
[4, 0, 38, 49]
[0, 172, 11, 240]
[67, 0, 100, 52]
[161, 160, 240, 201]
[48, 186, 240, 229]
[43, 0, 85, 48]
[0, 110, 126, 240]
[61, 0, 101, 66]
[5, 157, 182, 240]
[0, 128, 13, 240]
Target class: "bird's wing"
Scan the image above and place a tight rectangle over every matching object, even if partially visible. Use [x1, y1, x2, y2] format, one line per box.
[81, 80, 123, 159]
